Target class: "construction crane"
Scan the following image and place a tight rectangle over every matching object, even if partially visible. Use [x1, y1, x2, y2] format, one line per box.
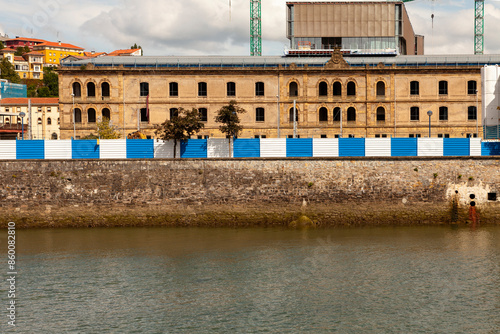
[250, 0, 262, 56]
[403, 0, 484, 54]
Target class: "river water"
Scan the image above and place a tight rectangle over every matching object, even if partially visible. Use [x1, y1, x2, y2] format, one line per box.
[1, 226, 500, 333]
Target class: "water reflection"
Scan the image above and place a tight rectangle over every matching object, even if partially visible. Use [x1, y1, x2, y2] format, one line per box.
[1, 226, 499, 333]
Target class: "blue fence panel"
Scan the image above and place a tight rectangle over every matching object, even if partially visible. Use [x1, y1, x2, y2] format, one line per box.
[443, 138, 470, 156]
[180, 139, 207, 158]
[233, 139, 260, 158]
[391, 138, 417, 157]
[482, 141, 500, 156]
[126, 139, 154, 159]
[286, 138, 313, 157]
[339, 138, 365, 157]
[16, 140, 44, 159]
[72, 140, 99, 159]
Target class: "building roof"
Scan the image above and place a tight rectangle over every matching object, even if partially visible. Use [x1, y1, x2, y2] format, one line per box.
[13, 56, 26, 62]
[83, 51, 107, 57]
[0, 48, 16, 53]
[5, 37, 48, 43]
[34, 41, 84, 50]
[60, 54, 500, 69]
[0, 98, 59, 105]
[24, 52, 45, 56]
[107, 48, 141, 56]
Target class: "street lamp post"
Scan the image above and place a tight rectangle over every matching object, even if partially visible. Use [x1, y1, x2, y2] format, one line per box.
[476, 89, 479, 137]
[19, 111, 26, 140]
[427, 110, 433, 138]
[71, 93, 75, 139]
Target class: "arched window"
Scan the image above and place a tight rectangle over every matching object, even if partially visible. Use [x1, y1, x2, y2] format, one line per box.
[169, 82, 178, 97]
[376, 81, 385, 96]
[101, 82, 110, 97]
[347, 81, 356, 96]
[439, 106, 448, 121]
[347, 107, 356, 121]
[410, 106, 419, 121]
[37, 117, 42, 124]
[72, 82, 81, 97]
[47, 117, 52, 125]
[333, 82, 342, 96]
[468, 106, 477, 120]
[289, 82, 298, 97]
[256, 107, 265, 122]
[227, 82, 236, 96]
[140, 82, 149, 97]
[102, 108, 110, 120]
[87, 82, 95, 97]
[87, 108, 96, 123]
[333, 107, 341, 122]
[51, 133, 58, 140]
[289, 107, 299, 123]
[198, 82, 207, 97]
[57, 117, 60, 125]
[319, 107, 328, 122]
[74, 108, 82, 123]
[255, 82, 264, 96]
[198, 108, 208, 122]
[5, 117, 10, 124]
[318, 81, 328, 96]
[376, 107, 385, 121]
[170, 108, 179, 119]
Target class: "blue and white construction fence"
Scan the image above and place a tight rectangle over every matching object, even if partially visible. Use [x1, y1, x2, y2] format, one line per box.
[0, 138, 499, 160]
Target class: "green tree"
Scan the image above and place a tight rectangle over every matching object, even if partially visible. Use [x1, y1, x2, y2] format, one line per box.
[130, 43, 143, 55]
[0, 41, 4, 50]
[0, 58, 21, 83]
[155, 107, 204, 158]
[37, 86, 50, 97]
[214, 100, 246, 157]
[82, 118, 121, 139]
[42, 67, 58, 96]
[14, 46, 30, 56]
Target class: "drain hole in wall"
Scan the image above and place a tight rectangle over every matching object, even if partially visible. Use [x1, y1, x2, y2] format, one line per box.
[488, 193, 497, 201]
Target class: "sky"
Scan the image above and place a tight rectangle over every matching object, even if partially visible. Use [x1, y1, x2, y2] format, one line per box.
[2, 0, 500, 56]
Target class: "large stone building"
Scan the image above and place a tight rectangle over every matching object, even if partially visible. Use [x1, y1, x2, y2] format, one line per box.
[58, 51, 489, 140]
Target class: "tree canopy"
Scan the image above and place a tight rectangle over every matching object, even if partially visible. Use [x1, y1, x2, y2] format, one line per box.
[42, 67, 58, 96]
[155, 107, 204, 158]
[82, 118, 121, 139]
[0, 58, 21, 83]
[0, 41, 4, 50]
[214, 100, 246, 157]
[14, 46, 30, 56]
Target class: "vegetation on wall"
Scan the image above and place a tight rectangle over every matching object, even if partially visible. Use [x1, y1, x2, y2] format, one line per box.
[25, 67, 58, 97]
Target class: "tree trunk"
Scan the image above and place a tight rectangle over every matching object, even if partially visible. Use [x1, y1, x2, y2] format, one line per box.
[173, 140, 177, 159]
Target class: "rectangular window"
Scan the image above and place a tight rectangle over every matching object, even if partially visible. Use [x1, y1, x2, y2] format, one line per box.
[468, 80, 477, 95]
[439, 81, 448, 95]
[410, 81, 419, 95]
[468, 106, 477, 120]
[439, 106, 448, 121]
[227, 82, 236, 96]
[140, 108, 149, 122]
[140, 82, 149, 97]
[321, 134, 327, 138]
[198, 82, 207, 97]
[410, 107, 419, 121]
[47, 107, 51, 112]
[256, 107, 265, 122]
[170, 108, 178, 119]
[169, 82, 178, 97]
[255, 82, 264, 96]
[199, 108, 207, 122]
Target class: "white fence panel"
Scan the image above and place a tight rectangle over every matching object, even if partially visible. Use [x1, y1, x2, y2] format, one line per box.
[418, 138, 443, 156]
[0, 141, 16, 159]
[313, 138, 339, 157]
[207, 138, 230, 158]
[154, 140, 180, 158]
[260, 138, 286, 157]
[100, 139, 126, 159]
[45, 140, 72, 159]
[365, 138, 391, 157]
[470, 138, 482, 156]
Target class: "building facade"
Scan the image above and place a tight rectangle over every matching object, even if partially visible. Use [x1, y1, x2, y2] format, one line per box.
[57, 52, 487, 140]
[286, 1, 423, 55]
[33, 41, 84, 66]
[0, 98, 60, 140]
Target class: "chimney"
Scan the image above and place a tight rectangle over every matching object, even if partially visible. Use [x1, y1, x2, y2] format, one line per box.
[91, 50, 95, 55]
[58, 41, 61, 45]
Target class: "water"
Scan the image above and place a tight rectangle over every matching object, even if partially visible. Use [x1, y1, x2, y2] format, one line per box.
[1, 226, 500, 333]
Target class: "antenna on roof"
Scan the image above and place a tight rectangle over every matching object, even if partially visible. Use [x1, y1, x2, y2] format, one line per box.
[229, 0, 231, 21]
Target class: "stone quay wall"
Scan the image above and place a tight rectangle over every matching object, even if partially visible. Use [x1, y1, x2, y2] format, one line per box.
[1, 157, 499, 227]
